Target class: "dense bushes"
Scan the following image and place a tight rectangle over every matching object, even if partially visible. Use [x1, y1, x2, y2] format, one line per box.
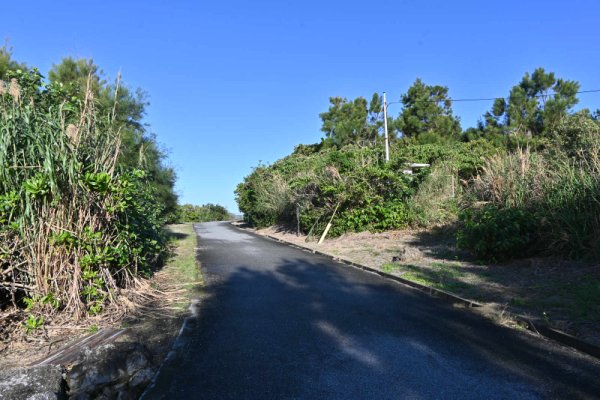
[237, 67, 600, 262]
[237, 114, 600, 262]
[235, 140, 495, 237]
[458, 116, 600, 260]
[176, 203, 231, 222]
[457, 205, 537, 261]
[0, 69, 168, 324]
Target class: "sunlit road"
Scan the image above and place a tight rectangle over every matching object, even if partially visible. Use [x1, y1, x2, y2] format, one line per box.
[142, 222, 600, 399]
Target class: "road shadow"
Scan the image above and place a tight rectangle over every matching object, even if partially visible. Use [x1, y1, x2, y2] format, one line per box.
[147, 244, 600, 399]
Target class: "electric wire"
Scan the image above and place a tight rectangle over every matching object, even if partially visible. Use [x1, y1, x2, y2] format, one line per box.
[384, 88, 600, 105]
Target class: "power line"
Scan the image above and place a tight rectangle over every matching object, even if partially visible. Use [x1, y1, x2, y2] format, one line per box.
[452, 88, 600, 103]
[385, 89, 600, 105]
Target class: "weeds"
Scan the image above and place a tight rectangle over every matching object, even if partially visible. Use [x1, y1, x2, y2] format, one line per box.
[381, 262, 471, 293]
[460, 125, 600, 260]
[408, 161, 460, 227]
[0, 69, 167, 335]
[24, 314, 44, 334]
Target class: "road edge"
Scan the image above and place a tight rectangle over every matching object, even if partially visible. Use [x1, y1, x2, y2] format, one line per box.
[233, 224, 600, 361]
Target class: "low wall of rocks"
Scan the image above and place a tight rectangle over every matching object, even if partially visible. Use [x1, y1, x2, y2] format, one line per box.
[0, 342, 155, 400]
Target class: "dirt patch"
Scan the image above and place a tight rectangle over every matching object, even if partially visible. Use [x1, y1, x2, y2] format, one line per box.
[253, 224, 600, 348]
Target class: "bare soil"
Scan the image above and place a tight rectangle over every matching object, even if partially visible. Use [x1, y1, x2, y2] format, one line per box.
[252, 224, 600, 348]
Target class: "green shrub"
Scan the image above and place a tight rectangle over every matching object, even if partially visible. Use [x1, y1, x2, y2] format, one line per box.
[176, 203, 230, 223]
[457, 205, 538, 261]
[464, 129, 600, 260]
[336, 201, 410, 234]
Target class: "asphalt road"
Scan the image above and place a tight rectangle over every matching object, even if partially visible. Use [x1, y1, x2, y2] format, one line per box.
[142, 222, 600, 399]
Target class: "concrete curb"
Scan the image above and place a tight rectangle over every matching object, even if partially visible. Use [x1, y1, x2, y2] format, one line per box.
[237, 226, 600, 360]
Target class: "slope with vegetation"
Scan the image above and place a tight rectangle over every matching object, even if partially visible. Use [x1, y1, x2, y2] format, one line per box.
[236, 68, 600, 262]
[0, 45, 178, 342]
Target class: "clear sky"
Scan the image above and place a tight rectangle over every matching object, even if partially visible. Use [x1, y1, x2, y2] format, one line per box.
[4, 0, 600, 212]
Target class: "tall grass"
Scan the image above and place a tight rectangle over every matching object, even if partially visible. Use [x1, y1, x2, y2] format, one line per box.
[541, 154, 600, 257]
[408, 161, 460, 226]
[465, 120, 600, 259]
[0, 70, 155, 322]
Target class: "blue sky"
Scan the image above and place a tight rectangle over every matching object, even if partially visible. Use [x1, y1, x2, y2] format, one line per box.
[4, 0, 600, 212]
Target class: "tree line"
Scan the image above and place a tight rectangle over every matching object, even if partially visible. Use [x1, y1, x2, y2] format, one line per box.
[176, 203, 231, 223]
[319, 68, 589, 147]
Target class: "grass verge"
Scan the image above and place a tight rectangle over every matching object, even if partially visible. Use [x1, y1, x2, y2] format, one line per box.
[116, 223, 202, 371]
[157, 223, 202, 309]
[382, 262, 471, 293]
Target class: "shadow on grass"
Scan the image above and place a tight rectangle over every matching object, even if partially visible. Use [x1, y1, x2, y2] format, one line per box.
[166, 230, 190, 241]
[405, 223, 475, 263]
[384, 262, 473, 292]
[401, 222, 600, 342]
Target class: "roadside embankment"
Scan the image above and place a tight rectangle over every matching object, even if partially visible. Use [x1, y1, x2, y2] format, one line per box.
[247, 223, 600, 353]
[0, 223, 201, 399]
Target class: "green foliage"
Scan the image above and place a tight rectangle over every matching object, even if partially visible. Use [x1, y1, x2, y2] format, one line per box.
[24, 293, 62, 311]
[41, 293, 61, 309]
[408, 161, 460, 227]
[460, 118, 600, 260]
[397, 78, 461, 138]
[337, 201, 410, 234]
[48, 57, 178, 219]
[237, 143, 456, 236]
[551, 112, 600, 158]
[176, 203, 231, 223]
[0, 191, 18, 217]
[23, 173, 51, 198]
[83, 172, 111, 194]
[0, 67, 168, 321]
[481, 67, 580, 137]
[0, 43, 26, 80]
[237, 67, 600, 263]
[24, 314, 44, 334]
[457, 205, 537, 261]
[319, 94, 395, 147]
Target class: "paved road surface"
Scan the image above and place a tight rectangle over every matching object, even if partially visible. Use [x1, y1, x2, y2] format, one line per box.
[142, 222, 600, 399]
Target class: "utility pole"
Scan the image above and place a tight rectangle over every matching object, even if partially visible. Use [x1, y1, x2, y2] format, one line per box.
[383, 91, 389, 162]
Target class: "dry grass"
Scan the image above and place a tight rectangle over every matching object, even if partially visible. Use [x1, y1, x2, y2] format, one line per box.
[0, 72, 163, 344]
[0, 223, 201, 367]
[467, 142, 600, 258]
[409, 161, 459, 226]
[470, 147, 549, 208]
